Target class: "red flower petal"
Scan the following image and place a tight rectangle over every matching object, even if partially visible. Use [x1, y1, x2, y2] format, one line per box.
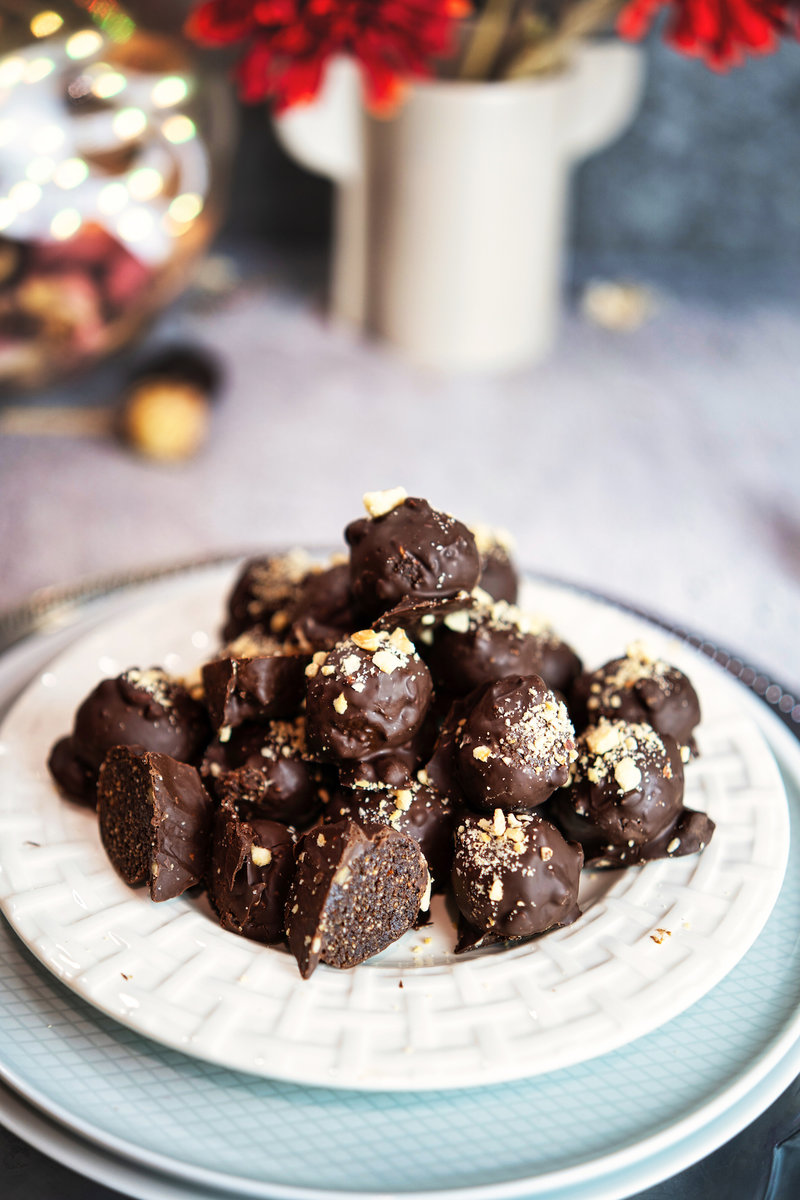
[185, 0, 471, 108]
[618, 0, 794, 66]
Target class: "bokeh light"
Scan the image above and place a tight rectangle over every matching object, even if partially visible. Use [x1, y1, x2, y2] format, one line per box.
[112, 108, 148, 141]
[9, 181, 42, 212]
[30, 11, 64, 39]
[24, 57, 55, 84]
[66, 30, 104, 60]
[128, 167, 163, 201]
[168, 193, 203, 224]
[152, 76, 189, 108]
[50, 208, 82, 240]
[54, 158, 89, 189]
[162, 115, 196, 145]
[92, 70, 127, 99]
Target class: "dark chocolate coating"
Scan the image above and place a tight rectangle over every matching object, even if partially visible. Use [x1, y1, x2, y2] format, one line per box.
[305, 629, 433, 763]
[202, 648, 307, 731]
[454, 676, 577, 813]
[207, 810, 295, 942]
[346, 497, 481, 618]
[426, 598, 582, 699]
[548, 719, 714, 867]
[98, 746, 213, 901]
[222, 551, 313, 642]
[202, 718, 326, 827]
[283, 562, 360, 652]
[451, 811, 583, 940]
[336, 709, 438, 791]
[469, 527, 519, 604]
[285, 818, 429, 978]
[48, 669, 209, 806]
[47, 736, 96, 806]
[477, 549, 518, 605]
[324, 782, 456, 890]
[571, 646, 701, 749]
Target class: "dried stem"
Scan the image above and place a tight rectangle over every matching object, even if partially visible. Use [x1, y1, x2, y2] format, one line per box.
[503, 0, 620, 77]
[459, 0, 520, 80]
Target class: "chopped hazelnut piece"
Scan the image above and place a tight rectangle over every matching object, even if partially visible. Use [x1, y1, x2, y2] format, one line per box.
[373, 649, 401, 674]
[362, 486, 408, 519]
[351, 629, 381, 652]
[614, 758, 642, 792]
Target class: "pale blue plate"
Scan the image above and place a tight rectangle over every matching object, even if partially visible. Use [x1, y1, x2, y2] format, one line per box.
[0, 568, 798, 1200]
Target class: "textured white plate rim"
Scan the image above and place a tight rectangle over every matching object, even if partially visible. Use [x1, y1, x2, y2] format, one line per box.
[0, 570, 796, 1200]
[0, 706, 799, 1200]
[0, 566, 790, 1092]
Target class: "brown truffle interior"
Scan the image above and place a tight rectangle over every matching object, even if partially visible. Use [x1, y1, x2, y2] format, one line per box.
[98, 751, 154, 887]
[321, 839, 427, 970]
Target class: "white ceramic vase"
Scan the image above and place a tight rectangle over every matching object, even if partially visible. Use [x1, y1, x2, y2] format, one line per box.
[274, 42, 644, 372]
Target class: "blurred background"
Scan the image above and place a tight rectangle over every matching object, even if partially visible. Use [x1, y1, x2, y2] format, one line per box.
[0, 0, 798, 695]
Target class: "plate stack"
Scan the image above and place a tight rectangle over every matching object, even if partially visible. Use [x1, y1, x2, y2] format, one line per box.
[1, 566, 799, 1200]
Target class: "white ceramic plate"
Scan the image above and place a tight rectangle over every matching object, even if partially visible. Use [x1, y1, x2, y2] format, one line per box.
[0, 568, 789, 1091]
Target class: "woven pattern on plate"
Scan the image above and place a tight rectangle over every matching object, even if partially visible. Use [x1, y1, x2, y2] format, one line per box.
[0, 572, 789, 1091]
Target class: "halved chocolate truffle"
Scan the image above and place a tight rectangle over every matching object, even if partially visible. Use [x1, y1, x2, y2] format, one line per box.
[324, 780, 456, 890]
[452, 809, 583, 942]
[98, 746, 214, 901]
[207, 810, 296, 942]
[426, 590, 582, 699]
[285, 818, 430, 978]
[48, 668, 209, 806]
[346, 490, 481, 619]
[571, 642, 701, 754]
[453, 675, 577, 813]
[548, 718, 714, 867]
[203, 717, 326, 828]
[469, 524, 518, 604]
[202, 637, 307, 732]
[305, 627, 433, 763]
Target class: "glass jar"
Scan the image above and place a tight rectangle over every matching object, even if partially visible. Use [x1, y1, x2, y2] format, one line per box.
[0, 2, 233, 391]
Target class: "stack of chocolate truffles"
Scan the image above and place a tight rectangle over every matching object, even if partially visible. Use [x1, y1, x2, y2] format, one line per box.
[48, 487, 714, 978]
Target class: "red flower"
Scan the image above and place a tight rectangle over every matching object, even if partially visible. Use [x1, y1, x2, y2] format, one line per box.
[186, 0, 470, 112]
[618, 0, 796, 69]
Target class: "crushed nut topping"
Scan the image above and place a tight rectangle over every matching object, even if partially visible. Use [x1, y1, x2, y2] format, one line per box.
[571, 718, 669, 794]
[363, 486, 408, 519]
[469, 523, 515, 556]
